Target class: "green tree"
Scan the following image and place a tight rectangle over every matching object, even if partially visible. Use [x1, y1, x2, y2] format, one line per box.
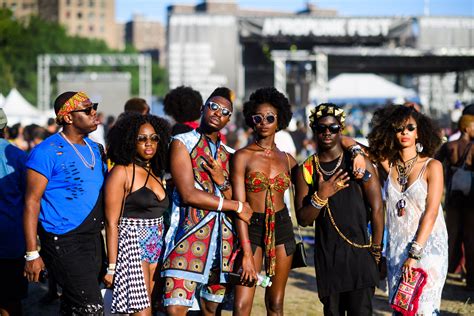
[0, 9, 168, 105]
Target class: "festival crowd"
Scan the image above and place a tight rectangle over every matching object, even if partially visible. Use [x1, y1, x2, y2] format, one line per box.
[0, 86, 473, 316]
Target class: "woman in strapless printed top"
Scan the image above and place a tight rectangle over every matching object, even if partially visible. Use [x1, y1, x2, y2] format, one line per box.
[231, 87, 297, 316]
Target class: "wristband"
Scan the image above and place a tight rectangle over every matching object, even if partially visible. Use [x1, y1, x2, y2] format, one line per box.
[236, 201, 243, 214]
[25, 251, 40, 261]
[108, 263, 116, 270]
[310, 198, 324, 209]
[241, 239, 251, 244]
[217, 196, 224, 212]
[106, 268, 115, 275]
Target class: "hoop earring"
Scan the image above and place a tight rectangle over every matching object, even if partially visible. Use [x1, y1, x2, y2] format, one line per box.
[416, 142, 423, 153]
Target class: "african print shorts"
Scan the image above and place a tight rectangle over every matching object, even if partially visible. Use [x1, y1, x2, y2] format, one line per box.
[163, 273, 227, 307]
[137, 221, 164, 264]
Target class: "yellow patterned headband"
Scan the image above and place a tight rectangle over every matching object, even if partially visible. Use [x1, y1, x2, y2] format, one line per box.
[56, 91, 92, 124]
[309, 103, 346, 128]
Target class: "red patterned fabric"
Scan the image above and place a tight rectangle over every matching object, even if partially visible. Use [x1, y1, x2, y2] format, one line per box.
[390, 268, 428, 315]
[56, 91, 91, 123]
[162, 132, 235, 279]
[245, 171, 290, 276]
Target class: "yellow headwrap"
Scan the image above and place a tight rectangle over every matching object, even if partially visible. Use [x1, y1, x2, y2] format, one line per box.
[55, 92, 91, 124]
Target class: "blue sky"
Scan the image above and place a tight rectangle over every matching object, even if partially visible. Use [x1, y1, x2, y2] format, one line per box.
[116, 0, 474, 23]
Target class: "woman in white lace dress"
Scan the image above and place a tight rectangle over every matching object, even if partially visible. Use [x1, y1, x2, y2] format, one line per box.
[368, 105, 448, 315]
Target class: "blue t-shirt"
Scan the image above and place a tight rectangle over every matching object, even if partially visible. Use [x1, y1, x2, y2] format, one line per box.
[26, 133, 107, 235]
[0, 139, 27, 258]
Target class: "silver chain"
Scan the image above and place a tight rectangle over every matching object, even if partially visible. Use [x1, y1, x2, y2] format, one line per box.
[315, 153, 343, 176]
[60, 132, 96, 170]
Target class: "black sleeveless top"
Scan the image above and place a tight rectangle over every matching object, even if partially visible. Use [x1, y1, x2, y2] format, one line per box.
[122, 164, 169, 219]
[311, 151, 378, 298]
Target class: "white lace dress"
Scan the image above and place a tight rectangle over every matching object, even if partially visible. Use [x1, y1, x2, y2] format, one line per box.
[384, 159, 448, 315]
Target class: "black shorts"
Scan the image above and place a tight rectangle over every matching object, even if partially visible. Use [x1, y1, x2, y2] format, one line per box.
[39, 229, 104, 315]
[248, 208, 296, 256]
[0, 257, 28, 304]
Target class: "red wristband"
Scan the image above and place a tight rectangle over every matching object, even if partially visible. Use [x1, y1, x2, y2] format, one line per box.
[241, 239, 251, 245]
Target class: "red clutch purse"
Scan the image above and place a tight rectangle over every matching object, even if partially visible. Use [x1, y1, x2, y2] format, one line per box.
[390, 267, 428, 316]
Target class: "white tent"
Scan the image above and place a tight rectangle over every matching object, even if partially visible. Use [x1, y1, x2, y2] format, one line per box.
[0, 93, 5, 107]
[2, 88, 45, 126]
[327, 73, 417, 104]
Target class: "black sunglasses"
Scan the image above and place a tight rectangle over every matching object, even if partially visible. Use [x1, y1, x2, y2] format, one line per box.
[314, 123, 341, 134]
[70, 103, 98, 115]
[206, 101, 232, 117]
[137, 134, 160, 144]
[252, 113, 277, 125]
[394, 124, 417, 133]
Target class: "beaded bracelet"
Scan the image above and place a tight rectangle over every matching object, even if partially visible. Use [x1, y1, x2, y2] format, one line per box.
[217, 178, 231, 192]
[349, 144, 365, 159]
[408, 241, 423, 260]
[371, 244, 383, 252]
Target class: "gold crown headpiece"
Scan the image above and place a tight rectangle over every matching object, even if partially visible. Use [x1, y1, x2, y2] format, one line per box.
[309, 103, 346, 128]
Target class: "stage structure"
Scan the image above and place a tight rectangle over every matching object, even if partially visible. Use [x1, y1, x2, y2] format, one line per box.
[167, 4, 474, 115]
[37, 54, 152, 112]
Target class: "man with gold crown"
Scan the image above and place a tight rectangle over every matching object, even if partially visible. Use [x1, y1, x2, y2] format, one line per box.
[294, 103, 384, 315]
[23, 91, 107, 315]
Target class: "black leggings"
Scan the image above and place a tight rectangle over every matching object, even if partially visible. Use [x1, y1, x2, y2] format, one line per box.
[248, 208, 296, 256]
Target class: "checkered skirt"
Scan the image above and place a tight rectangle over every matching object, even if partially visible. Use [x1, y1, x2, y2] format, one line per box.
[111, 217, 163, 314]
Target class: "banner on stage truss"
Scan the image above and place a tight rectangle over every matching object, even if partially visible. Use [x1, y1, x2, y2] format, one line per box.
[238, 16, 414, 39]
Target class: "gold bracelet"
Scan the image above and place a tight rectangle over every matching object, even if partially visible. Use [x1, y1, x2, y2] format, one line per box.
[312, 192, 328, 205]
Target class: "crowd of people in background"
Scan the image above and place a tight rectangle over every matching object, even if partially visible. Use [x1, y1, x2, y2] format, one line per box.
[0, 86, 473, 316]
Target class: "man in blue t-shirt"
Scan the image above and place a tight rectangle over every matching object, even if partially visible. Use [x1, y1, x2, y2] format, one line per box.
[23, 91, 107, 315]
[0, 109, 28, 316]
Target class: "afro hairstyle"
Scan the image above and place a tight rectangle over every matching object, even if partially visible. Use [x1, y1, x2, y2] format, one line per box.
[107, 112, 171, 176]
[243, 87, 292, 131]
[163, 86, 203, 123]
[367, 104, 442, 163]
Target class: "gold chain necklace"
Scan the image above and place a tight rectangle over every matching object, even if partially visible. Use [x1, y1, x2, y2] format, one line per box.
[60, 132, 96, 170]
[255, 140, 275, 157]
[314, 153, 343, 176]
[326, 203, 371, 248]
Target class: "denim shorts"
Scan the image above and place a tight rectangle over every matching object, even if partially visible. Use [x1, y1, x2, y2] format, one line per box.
[248, 208, 296, 256]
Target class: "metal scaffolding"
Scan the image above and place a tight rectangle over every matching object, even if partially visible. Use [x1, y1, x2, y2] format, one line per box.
[37, 54, 152, 111]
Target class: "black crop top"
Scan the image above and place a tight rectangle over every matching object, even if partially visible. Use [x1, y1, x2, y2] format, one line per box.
[122, 164, 169, 219]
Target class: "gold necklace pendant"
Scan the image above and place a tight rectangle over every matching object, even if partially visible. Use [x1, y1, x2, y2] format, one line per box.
[255, 141, 274, 156]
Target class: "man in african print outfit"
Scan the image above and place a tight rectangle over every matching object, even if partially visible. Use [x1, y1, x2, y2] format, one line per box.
[162, 87, 253, 315]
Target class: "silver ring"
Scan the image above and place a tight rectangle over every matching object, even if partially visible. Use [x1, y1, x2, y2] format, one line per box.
[356, 168, 365, 174]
